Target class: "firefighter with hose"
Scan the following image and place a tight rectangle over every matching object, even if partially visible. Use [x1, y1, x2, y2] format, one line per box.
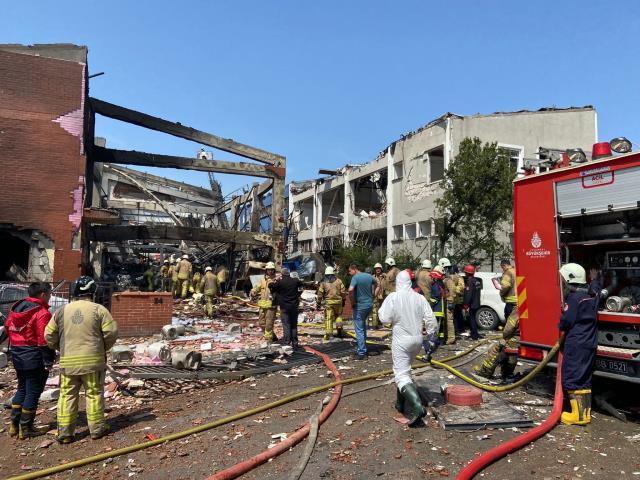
[558, 263, 599, 425]
[316, 266, 347, 340]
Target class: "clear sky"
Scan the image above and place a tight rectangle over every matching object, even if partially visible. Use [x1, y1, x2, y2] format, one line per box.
[3, 1, 639, 198]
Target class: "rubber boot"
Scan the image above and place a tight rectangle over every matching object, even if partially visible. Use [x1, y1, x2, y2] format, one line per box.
[8, 404, 21, 437]
[395, 388, 404, 413]
[336, 319, 344, 339]
[18, 409, 48, 439]
[324, 314, 333, 341]
[90, 423, 111, 440]
[561, 389, 591, 425]
[400, 383, 425, 426]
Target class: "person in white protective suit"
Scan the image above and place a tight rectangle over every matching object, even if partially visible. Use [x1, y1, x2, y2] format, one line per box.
[379, 270, 438, 426]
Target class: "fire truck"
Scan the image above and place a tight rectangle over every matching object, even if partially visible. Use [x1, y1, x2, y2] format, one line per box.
[514, 137, 640, 383]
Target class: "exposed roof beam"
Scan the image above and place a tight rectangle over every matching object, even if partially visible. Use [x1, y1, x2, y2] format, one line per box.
[90, 98, 285, 166]
[94, 146, 283, 179]
[87, 225, 271, 246]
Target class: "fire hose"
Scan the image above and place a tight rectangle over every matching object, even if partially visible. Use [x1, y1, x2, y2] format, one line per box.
[7, 336, 563, 480]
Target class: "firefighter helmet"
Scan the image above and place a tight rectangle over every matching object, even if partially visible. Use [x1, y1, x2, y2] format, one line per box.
[438, 257, 451, 268]
[421, 259, 432, 269]
[560, 263, 587, 285]
[463, 264, 476, 275]
[373, 263, 383, 270]
[385, 257, 396, 267]
[182, 254, 189, 260]
[73, 276, 97, 297]
[205, 266, 213, 272]
[325, 266, 335, 275]
[265, 261, 276, 270]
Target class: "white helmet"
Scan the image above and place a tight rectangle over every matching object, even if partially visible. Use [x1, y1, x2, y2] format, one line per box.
[205, 266, 213, 272]
[560, 263, 586, 284]
[385, 257, 396, 267]
[325, 266, 335, 275]
[265, 261, 276, 270]
[373, 263, 383, 270]
[438, 257, 451, 268]
[421, 259, 432, 269]
[163, 259, 169, 264]
[182, 254, 189, 260]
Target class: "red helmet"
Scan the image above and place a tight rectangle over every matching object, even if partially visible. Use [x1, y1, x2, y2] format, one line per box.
[463, 264, 476, 275]
[430, 270, 444, 280]
[406, 268, 415, 280]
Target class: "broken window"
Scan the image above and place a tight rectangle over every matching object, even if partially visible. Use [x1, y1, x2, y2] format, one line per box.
[404, 223, 417, 240]
[498, 144, 524, 173]
[418, 221, 430, 238]
[427, 146, 444, 183]
[392, 225, 403, 241]
[392, 162, 403, 181]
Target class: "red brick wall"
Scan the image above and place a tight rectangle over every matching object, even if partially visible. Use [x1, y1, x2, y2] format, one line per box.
[111, 292, 173, 337]
[0, 48, 87, 281]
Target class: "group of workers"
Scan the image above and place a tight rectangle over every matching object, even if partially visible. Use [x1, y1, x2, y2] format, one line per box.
[6, 276, 118, 443]
[152, 255, 229, 302]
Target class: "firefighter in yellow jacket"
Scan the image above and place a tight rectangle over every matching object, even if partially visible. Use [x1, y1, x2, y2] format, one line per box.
[170, 258, 179, 297]
[160, 259, 172, 292]
[316, 266, 347, 339]
[250, 262, 278, 343]
[383, 257, 400, 296]
[200, 266, 220, 317]
[416, 259, 433, 302]
[371, 263, 386, 328]
[176, 254, 192, 299]
[191, 269, 202, 295]
[443, 263, 465, 345]
[474, 258, 519, 380]
[44, 276, 118, 443]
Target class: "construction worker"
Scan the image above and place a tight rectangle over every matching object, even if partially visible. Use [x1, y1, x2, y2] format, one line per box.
[462, 264, 482, 340]
[170, 258, 179, 297]
[429, 266, 446, 344]
[371, 263, 386, 328]
[6, 282, 55, 439]
[316, 266, 347, 340]
[474, 258, 519, 380]
[192, 269, 202, 295]
[45, 276, 118, 443]
[559, 263, 599, 425]
[250, 261, 278, 343]
[176, 254, 192, 299]
[200, 266, 220, 318]
[443, 265, 465, 344]
[379, 270, 437, 426]
[217, 264, 229, 294]
[383, 257, 400, 296]
[160, 259, 171, 292]
[417, 259, 433, 302]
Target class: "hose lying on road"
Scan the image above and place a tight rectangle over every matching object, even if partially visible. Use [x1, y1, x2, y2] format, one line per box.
[207, 346, 343, 480]
[456, 351, 564, 480]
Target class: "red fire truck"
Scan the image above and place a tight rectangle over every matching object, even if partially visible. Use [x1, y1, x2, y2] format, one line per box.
[514, 138, 640, 383]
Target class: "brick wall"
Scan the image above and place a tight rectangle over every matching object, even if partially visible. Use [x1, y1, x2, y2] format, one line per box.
[0, 47, 87, 281]
[111, 292, 173, 337]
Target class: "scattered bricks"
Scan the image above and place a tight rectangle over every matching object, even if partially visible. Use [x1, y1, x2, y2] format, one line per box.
[111, 292, 172, 336]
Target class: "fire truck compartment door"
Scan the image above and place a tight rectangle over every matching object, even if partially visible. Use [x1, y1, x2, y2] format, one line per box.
[556, 166, 640, 217]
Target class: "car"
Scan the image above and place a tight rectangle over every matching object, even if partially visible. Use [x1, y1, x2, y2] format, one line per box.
[471, 272, 506, 330]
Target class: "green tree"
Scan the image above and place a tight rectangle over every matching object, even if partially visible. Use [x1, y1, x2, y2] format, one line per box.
[435, 137, 515, 269]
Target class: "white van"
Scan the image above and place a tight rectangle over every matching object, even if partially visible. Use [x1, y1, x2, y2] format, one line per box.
[471, 272, 506, 330]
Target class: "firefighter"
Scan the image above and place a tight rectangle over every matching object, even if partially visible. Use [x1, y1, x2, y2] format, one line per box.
[200, 266, 219, 318]
[176, 254, 192, 299]
[429, 266, 446, 343]
[371, 263, 386, 328]
[170, 258, 179, 297]
[384, 257, 400, 296]
[160, 259, 172, 292]
[192, 269, 202, 295]
[443, 265, 465, 343]
[316, 266, 347, 340]
[6, 282, 55, 439]
[438, 257, 452, 272]
[559, 263, 599, 426]
[416, 259, 433, 302]
[379, 270, 437, 426]
[474, 258, 519, 380]
[462, 264, 482, 340]
[45, 276, 118, 443]
[142, 263, 155, 292]
[217, 264, 229, 294]
[251, 261, 278, 343]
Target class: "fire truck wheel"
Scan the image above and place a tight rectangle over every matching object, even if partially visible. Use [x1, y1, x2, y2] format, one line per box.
[476, 306, 500, 330]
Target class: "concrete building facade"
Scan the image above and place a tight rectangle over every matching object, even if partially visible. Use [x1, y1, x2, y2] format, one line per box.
[289, 107, 598, 262]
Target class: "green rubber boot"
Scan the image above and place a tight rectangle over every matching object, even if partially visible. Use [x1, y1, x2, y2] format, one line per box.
[8, 404, 21, 437]
[395, 388, 404, 413]
[400, 383, 425, 426]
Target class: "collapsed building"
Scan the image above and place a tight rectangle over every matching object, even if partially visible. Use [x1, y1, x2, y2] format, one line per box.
[288, 108, 598, 263]
[0, 44, 286, 284]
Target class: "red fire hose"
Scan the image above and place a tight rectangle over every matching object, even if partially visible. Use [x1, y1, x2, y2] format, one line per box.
[456, 352, 564, 480]
[207, 345, 343, 480]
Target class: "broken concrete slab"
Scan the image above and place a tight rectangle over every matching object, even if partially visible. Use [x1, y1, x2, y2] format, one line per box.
[40, 389, 60, 402]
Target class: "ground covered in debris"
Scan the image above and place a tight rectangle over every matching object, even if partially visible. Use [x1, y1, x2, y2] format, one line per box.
[2, 335, 640, 479]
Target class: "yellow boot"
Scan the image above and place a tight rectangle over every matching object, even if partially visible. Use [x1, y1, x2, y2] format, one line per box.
[561, 389, 591, 425]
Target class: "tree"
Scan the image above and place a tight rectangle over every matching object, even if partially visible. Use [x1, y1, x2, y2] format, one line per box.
[435, 137, 515, 269]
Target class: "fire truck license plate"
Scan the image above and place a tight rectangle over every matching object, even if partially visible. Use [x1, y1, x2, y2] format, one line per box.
[595, 358, 627, 373]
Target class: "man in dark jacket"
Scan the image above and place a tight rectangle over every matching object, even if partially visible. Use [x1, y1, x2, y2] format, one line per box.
[269, 268, 302, 348]
[462, 264, 482, 340]
[6, 282, 55, 439]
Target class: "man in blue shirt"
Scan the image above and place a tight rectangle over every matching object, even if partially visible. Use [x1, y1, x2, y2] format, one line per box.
[348, 263, 379, 359]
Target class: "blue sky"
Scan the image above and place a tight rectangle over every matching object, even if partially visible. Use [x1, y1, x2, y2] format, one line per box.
[3, 1, 639, 197]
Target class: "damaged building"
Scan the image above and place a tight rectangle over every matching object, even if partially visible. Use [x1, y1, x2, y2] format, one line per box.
[289, 108, 597, 260]
[0, 44, 286, 283]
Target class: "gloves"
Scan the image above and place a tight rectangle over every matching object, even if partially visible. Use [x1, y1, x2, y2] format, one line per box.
[422, 334, 438, 360]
